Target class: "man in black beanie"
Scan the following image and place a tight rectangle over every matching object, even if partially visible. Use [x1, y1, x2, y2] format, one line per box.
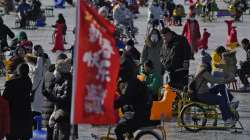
[160, 27, 192, 90]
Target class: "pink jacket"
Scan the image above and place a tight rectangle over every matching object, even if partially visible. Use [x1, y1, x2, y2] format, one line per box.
[182, 19, 201, 52]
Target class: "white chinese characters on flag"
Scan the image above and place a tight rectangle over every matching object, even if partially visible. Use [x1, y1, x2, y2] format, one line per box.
[72, 0, 120, 125]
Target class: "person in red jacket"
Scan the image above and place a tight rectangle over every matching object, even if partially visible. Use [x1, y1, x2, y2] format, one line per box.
[225, 19, 239, 50]
[182, 6, 201, 56]
[52, 13, 66, 52]
[198, 28, 211, 50]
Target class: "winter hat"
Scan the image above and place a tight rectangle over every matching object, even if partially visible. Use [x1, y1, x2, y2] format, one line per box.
[18, 31, 28, 41]
[56, 60, 71, 74]
[200, 50, 211, 65]
[56, 53, 68, 61]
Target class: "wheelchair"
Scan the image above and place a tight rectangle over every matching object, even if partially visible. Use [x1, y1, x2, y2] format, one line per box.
[91, 120, 165, 140]
[90, 78, 175, 140]
[174, 85, 244, 133]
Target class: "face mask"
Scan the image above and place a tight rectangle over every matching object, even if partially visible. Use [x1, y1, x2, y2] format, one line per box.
[150, 34, 159, 42]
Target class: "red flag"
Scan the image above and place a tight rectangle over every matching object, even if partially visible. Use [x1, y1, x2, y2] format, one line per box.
[71, 0, 120, 125]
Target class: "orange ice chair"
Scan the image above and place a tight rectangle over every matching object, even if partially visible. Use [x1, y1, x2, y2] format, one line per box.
[150, 84, 176, 121]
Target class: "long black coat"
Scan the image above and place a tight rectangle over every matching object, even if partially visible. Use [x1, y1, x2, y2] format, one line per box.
[114, 77, 151, 122]
[0, 23, 15, 50]
[2, 75, 33, 138]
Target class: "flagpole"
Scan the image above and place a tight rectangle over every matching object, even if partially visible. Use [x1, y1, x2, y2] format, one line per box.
[70, 0, 80, 139]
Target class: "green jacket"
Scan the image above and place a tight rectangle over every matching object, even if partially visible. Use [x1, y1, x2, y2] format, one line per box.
[141, 69, 162, 95]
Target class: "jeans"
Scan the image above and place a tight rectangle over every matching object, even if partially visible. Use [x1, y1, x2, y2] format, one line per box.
[196, 84, 233, 121]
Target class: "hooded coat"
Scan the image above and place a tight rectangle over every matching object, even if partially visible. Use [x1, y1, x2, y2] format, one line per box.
[141, 36, 163, 75]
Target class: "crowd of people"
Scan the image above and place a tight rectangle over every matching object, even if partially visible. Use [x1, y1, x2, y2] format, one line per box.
[0, 0, 250, 140]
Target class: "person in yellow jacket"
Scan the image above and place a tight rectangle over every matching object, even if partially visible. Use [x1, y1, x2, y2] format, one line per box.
[0, 51, 12, 81]
[211, 46, 227, 72]
[173, 4, 185, 26]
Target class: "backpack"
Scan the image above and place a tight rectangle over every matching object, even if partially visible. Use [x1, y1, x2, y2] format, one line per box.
[188, 69, 206, 100]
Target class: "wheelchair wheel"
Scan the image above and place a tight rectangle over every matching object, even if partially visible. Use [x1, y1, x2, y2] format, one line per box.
[172, 91, 182, 116]
[181, 103, 207, 132]
[134, 130, 162, 140]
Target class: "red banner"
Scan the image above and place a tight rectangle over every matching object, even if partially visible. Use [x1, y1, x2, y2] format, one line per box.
[71, 0, 120, 125]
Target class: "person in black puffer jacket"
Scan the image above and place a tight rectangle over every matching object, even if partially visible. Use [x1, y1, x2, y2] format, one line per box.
[160, 27, 192, 90]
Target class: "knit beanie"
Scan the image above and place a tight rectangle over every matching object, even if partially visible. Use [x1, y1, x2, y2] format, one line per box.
[18, 31, 28, 41]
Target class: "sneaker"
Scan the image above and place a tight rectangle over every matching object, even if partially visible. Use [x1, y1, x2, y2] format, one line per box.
[224, 118, 236, 128]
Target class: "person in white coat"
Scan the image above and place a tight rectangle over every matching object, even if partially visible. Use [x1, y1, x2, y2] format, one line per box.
[31, 45, 50, 114]
[148, 0, 164, 29]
